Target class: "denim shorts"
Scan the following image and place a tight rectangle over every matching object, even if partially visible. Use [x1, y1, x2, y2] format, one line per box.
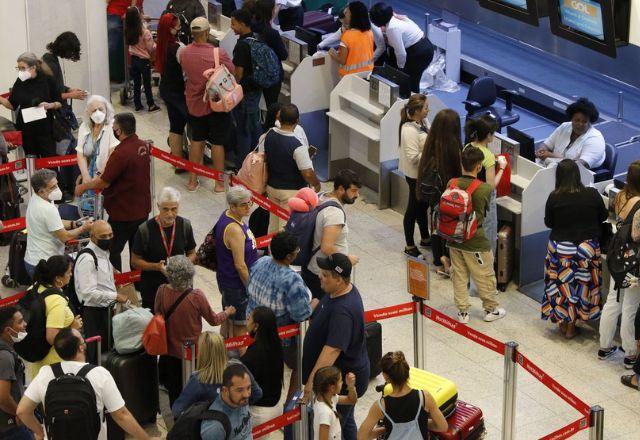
[220, 285, 248, 325]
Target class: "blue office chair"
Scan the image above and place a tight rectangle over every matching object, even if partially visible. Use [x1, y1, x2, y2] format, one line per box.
[592, 143, 617, 182]
[463, 76, 520, 130]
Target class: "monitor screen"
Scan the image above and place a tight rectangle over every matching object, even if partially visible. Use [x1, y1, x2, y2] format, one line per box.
[295, 26, 323, 54]
[479, 0, 547, 26]
[500, 0, 528, 9]
[372, 65, 411, 99]
[506, 126, 536, 162]
[559, 0, 605, 41]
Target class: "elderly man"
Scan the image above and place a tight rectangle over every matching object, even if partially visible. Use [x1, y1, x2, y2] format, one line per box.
[25, 169, 93, 278]
[131, 187, 196, 311]
[75, 220, 129, 363]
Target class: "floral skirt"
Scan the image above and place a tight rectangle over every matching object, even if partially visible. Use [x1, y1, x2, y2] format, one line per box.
[541, 239, 602, 323]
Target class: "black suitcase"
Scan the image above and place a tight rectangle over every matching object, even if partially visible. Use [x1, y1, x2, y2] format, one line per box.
[3, 230, 30, 287]
[106, 412, 125, 440]
[365, 322, 382, 379]
[0, 154, 21, 246]
[103, 350, 159, 426]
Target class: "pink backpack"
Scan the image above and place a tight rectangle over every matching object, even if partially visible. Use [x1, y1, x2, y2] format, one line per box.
[202, 48, 243, 113]
[236, 144, 268, 194]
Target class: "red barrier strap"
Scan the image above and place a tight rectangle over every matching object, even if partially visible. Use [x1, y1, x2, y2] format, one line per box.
[538, 417, 589, 440]
[256, 232, 277, 249]
[114, 270, 141, 286]
[0, 159, 25, 176]
[516, 351, 591, 416]
[0, 217, 26, 234]
[2, 131, 23, 146]
[225, 323, 301, 350]
[150, 146, 224, 182]
[365, 302, 415, 324]
[253, 408, 301, 438]
[230, 175, 290, 221]
[0, 291, 26, 307]
[0, 92, 8, 98]
[422, 305, 506, 355]
[35, 154, 77, 169]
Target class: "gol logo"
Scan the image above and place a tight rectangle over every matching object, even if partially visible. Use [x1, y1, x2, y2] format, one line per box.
[564, 0, 596, 16]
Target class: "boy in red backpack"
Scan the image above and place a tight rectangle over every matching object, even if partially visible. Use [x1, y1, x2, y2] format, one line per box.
[448, 146, 506, 324]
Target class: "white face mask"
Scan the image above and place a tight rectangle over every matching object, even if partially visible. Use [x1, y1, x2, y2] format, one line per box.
[48, 187, 63, 202]
[10, 330, 27, 343]
[91, 109, 106, 124]
[17, 70, 31, 82]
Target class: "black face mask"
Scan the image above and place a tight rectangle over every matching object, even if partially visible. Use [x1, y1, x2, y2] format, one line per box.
[96, 238, 112, 251]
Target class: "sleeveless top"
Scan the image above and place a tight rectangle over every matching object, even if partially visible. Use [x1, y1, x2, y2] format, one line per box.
[379, 389, 429, 439]
[214, 211, 258, 289]
[339, 29, 374, 76]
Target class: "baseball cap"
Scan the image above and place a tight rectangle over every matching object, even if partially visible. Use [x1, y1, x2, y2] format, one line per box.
[190, 17, 210, 33]
[316, 253, 352, 279]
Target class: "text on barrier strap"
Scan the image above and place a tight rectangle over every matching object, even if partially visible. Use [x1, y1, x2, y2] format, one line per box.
[538, 416, 589, 440]
[0, 291, 26, 307]
[364, 302, 415, 323]
[224, 323, 301, 350]
[256, 232, 277, 249]
[150, 146, 224, 182]
[0, 159, 26, 176]
[114, 270, 141, 286]
[0, 217, 26, 234]
[252, 407, 301, 438]
[230, 175, 290, 221]
[516, 350, 591, 416]
[422, 304, 506, 355]
[34, 154, 77, 169]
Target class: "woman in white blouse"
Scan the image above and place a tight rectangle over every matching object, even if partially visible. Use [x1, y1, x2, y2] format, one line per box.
[75, 95, 119, 182]
[398, 93, 430, 257]
[369, 2, 434, 93]
[317, 11, 387, 64]
[536, 97, 605, 169]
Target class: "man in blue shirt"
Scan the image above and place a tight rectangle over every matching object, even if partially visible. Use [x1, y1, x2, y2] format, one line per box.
[301, 253, 369, 440]
[201, 364, 252, 440]
[247, 231, 316, 404]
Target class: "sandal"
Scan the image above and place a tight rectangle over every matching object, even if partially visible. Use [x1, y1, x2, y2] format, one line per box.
[187, 179, 200, 192]
[621, 374, 640, 390]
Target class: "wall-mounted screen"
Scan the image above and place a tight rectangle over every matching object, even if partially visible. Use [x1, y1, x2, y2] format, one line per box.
[478, 0, 548, 26]
[549, 0, 630, 57]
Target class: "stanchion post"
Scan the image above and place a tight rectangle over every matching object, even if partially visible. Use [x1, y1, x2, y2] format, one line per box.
[412, 297, 425, 369]
[149, 143, 157, 217]
[501, 341, 518, 440]
[589, 405, 604, 440]
[25, 155, 36, 196]
[182, 340, 195, 387]
[295, 320, 308, 440]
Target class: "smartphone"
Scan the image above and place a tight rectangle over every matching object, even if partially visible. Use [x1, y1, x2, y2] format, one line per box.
[308, 145, 318, 159]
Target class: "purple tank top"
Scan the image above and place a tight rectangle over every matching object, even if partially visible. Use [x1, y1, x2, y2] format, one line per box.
[214, 211, 258, 289]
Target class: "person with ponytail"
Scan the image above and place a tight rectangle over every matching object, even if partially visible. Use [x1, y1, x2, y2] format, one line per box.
[313, 366, 357, 440]
[29, 255, 83, 376]
[463, 115, 507, 255]
[156, 13, 189, 173]
[398, 94, 430, 257]
[357, 351, 448, 439]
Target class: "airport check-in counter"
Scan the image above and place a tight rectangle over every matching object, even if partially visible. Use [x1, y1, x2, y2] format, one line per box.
[207, 1, 238, 56]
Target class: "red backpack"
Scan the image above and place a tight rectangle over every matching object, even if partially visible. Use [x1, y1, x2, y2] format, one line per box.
[433, 178, 483, 243]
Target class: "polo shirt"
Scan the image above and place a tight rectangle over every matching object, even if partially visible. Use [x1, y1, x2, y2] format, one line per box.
[261, 128, 313, 190]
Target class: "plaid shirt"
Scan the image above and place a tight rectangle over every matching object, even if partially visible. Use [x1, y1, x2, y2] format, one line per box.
[247, 257, 312, 333]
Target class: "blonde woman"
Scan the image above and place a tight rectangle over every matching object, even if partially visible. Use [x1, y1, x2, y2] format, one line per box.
[171, 331, 263, 419]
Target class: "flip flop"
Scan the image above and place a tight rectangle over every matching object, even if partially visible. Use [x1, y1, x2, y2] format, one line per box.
[621, 374, 640, 390]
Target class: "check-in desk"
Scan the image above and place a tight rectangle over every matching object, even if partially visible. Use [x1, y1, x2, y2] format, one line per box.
[207, 2, 237, 56]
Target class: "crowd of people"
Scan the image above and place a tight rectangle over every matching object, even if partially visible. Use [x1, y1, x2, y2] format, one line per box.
[0, 0, 636, 439]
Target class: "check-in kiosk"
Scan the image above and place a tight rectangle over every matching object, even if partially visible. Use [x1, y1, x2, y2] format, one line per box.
[207, 1, 237, 56]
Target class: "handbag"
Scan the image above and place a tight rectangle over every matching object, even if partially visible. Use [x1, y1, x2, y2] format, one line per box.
[236, 146, 268, 194]
[51, 109, 72, 142]
[142, 288, 192, 355]
[60, 104, 79, 131]
[195, 227, 217, 271]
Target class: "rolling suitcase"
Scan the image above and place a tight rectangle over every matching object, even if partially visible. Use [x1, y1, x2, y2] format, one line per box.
[382, 367, 458, 418]
[4, 230, 30, 287]
[432, 401, 485, 440]
[365, 321, 382, 379]
[496, 225, 514, 291]
[103, 350, 159, 426]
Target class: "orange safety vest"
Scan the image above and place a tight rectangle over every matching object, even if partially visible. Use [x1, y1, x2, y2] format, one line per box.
[338, 29, 374, 77]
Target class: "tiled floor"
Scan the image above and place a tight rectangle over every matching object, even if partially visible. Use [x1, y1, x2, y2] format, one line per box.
[1, 93, 638, 440]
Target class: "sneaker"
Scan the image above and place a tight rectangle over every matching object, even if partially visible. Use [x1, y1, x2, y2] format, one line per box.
[624, 356, 637, 369]
[134, 105, 143, 112]
[404, 247, 421, 258]
[457, 311, 469, 324]
[148, 104, 160, 113]
[484, 308, 506, 322]
[598, 346, 619, 360]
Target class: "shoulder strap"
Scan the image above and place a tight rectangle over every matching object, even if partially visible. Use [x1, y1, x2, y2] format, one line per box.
[41, 287, 63, 299]
[165, 288, 193, 321]
[182, 217, 192, 244]
[465, 179, 483, 196]
[449, 178, 459, 189]
[414, 389, 424, 420]
[202, 410, 231, 440]
[51, 363, 64, 378]
[76, 248, 98, 269]
[76, 363, 97, 378]
[623, 201, 640, 227]
[317, 200, 346, 221]
[213, 47, 220, 68]
[376, 398, 393, 424]
[139, 221, 150, 254]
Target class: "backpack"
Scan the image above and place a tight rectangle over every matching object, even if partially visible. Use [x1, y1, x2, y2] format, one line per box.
[44, 363, 101, 440]
[245, 37, 281, 89]
[607, 201, 640, 296]
[285, 200, 344, 267]
[138, 218, 192, 255]
[65, 248, 98, 315]
[167, 400, 231, 440]
[433, 178, 483, 243]
[142, 288, 192, 356]
[203, 48, 244, 113]
[195, 228, 217, 271]
[236, 145, 267, 194]
[14, 286, 62, 362]
[417, 168, 444, 208]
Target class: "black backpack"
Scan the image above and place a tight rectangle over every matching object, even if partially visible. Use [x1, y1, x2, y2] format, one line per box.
[418, 168, 444, 208]
[168, 400, 231, 440]
[44, 363, 101, 440]
[14, 286, 61, 362]
[607, 201, 640, 297]
[64, 248, 98, 315]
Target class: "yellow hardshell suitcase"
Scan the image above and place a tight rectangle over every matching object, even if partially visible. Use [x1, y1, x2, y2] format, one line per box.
[383, 367, 458, 417]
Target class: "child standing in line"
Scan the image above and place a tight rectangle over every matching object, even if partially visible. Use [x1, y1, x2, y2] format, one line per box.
[313, 366, 357, 440]
[124, 6, 160, 113]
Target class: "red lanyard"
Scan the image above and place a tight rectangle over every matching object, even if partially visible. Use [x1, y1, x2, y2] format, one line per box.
[156, 217, 176, 258]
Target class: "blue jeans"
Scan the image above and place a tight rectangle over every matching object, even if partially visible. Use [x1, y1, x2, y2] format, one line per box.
[220, 285, 249, 325]
[107, 14, 125, 82]
[336, 364, 369, 440]
[24, 261, 35, 280]
[3, 426, 34, 440]
[233, 96, 262, 169]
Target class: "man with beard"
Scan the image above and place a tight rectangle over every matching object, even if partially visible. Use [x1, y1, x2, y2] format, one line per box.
[301, 169, 362, 299]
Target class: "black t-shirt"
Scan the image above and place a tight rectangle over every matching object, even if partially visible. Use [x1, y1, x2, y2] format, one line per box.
[42, 53, 69, 109]
[240, 341, 283, 407]
[233, 34, 258, 92]
[131, 216, 196, 304]
[302, 285, 369, 384]
[159, 41, 186, 96]
[544, 187, 608, 242]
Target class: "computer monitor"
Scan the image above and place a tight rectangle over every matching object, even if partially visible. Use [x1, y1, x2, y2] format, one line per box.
[372, 65, 411, 99]
[478, 0, 548, 26]
[295, 27, 323, 55]
[506, 126, 536, 162]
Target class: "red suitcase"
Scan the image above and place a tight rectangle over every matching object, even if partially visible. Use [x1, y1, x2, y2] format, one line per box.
[432, 401, 485, 440]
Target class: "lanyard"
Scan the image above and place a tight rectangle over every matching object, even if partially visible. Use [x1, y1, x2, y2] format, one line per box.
[156, 217, 176, 258]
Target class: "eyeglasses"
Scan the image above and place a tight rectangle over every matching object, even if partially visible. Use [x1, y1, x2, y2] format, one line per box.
[237, 201, 254, 208]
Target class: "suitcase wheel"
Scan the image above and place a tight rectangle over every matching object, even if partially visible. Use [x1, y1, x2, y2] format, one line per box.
[498, 283, 506, 292]
[2, 275, 17, 288]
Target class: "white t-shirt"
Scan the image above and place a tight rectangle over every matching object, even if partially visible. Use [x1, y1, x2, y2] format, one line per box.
[23, 361, 126, 440]
[313, 395, 341, 440]
[541, 121, 606, 168]
[25, 195, 65, 265]
[307, 195, 348, 276]
[399, 121, 428, 179]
